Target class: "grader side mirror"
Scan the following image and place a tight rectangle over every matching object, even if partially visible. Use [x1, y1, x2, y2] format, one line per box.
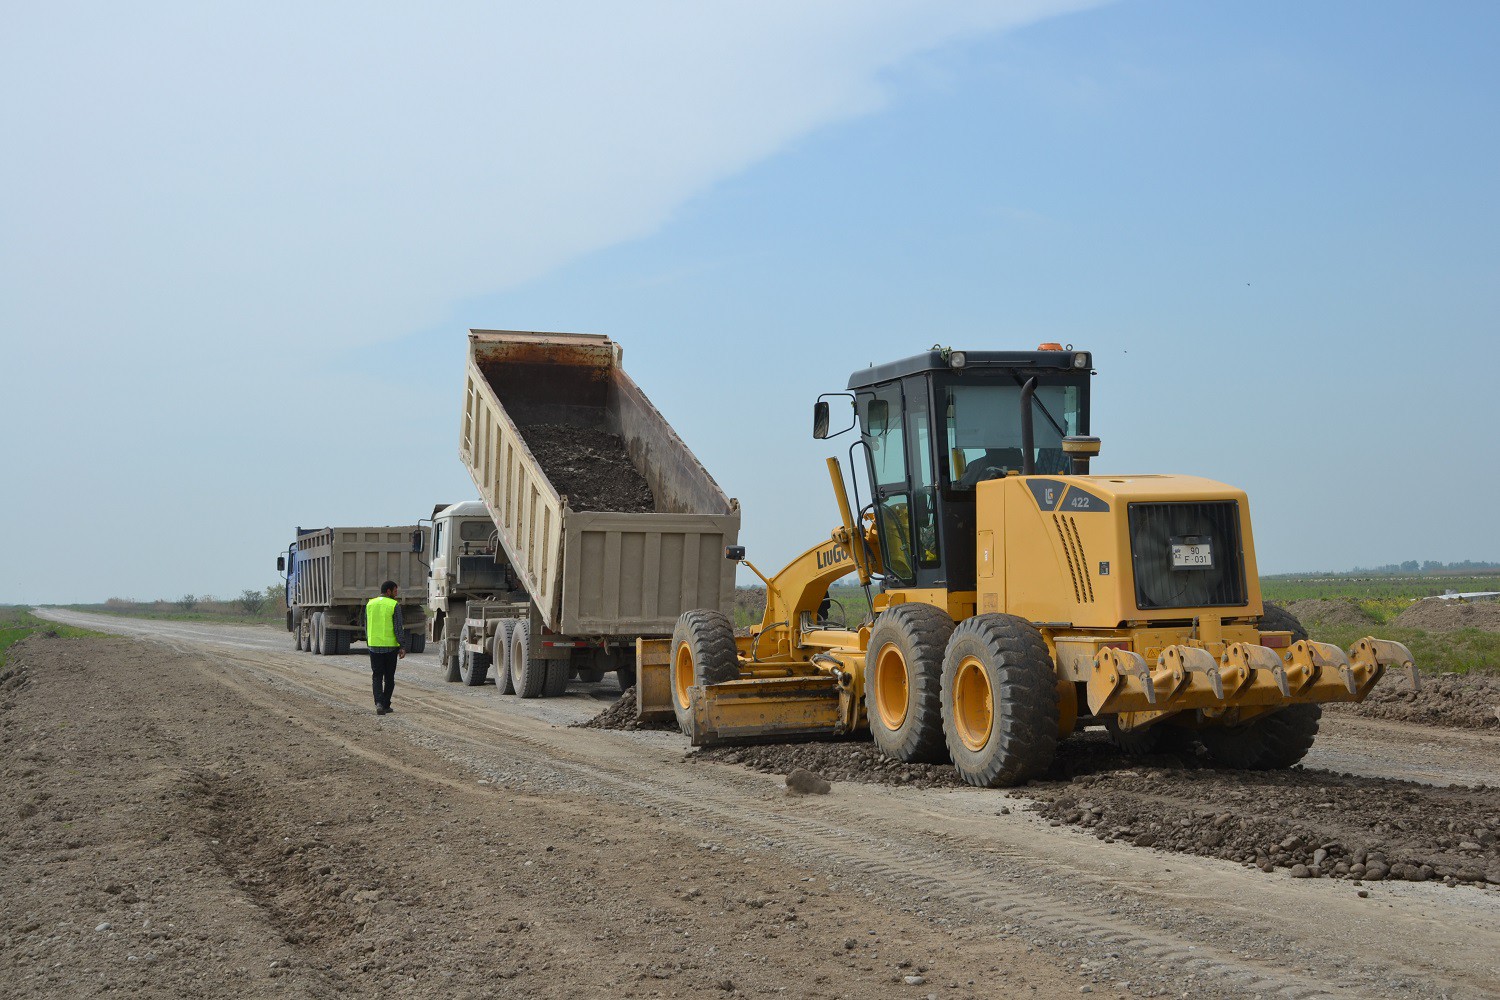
[276, 556, 286, 572]
[813, 401, 830, 439]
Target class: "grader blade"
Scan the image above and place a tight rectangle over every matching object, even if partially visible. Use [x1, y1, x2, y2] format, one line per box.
[634, 638, 676, 723]
[686, 676, 844, 746]
[1349, 637, 1420, 693]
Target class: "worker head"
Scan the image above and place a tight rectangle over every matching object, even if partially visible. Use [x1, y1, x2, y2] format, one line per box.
[380, 580, 398, 597]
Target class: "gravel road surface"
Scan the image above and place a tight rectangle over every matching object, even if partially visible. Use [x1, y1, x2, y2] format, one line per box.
[13, 608, 1500, 999]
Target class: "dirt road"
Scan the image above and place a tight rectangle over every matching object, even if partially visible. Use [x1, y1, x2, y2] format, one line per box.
[10, 609, 1500, 999]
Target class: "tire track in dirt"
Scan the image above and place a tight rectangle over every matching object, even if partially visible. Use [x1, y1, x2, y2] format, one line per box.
[185, 642, 1499, 1000]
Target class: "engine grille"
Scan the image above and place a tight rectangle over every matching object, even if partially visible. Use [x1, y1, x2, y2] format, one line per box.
[1128, 501, 1247, 610]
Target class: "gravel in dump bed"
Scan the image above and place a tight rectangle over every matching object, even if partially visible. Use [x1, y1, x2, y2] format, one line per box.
[1026, 732, 1500, 887]
[573, 686, 677, 731]
[519, 423, 656, 513]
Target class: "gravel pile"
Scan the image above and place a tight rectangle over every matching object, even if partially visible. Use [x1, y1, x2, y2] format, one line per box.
[1393, 598, 1500, 632]
[696, 739, 968, 790]
[519, 423, 656, 513]
[573, 686, 676, 731]
[1027, 735, 1500, 887]
[1282, 598, 1380, 631]
[1334, 671, 1500, 729]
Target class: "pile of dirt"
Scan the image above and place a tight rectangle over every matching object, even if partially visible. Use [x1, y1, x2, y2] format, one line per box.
[1026, 733, 1500, 887]
[519, 423, 655, 513]
[1393, 598, 1500, 632]
[1335, 671, 1500, 729]
[573, 686, 676, 731]
[695, 739, 968, 790]
[1281, 598, 1380, 631]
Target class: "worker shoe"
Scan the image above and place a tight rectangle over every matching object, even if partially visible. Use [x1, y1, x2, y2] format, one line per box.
[376, 705, 390, 715]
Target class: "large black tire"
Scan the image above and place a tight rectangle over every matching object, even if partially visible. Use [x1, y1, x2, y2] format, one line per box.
[1260, 604, 1309, 643]
[511, 622, 549, 699]
[616, 663, 637, 691]
[458, 633, 490, 686]
[441, 638, 459, 683]
[408, 631, 427, 654]
[1103, 715, 1186, 756]
[493, 621, 517, 695]
[1197, 704, 1322, 770]
[543, 657, 571, 698]
[311, 612, 325, 655]
[293, 610, 305, 650]
[286, 609, 294, 633]
[864, 604, 954, 764]
[669, 610, 740, 737]
[939, 614, 1059, 787]
[325, 626, 348, 655]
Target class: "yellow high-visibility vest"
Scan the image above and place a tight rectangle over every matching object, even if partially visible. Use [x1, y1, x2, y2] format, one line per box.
[366, 596, 399, 648]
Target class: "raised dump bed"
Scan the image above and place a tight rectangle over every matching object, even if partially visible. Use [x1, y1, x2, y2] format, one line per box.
[460, 330, 740, 640]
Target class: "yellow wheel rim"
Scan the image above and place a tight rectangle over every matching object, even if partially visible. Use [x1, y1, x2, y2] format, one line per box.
[673, 641, 695, 710]
[874, 642, 909, 731]
[953, 655, 994, 752]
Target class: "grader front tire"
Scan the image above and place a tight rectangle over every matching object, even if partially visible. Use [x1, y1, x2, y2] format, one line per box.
[864, 604, 954, 765]
[670, 611, 740, 738]
[938, 614, 1059, 787]
[1198, 704, 1321, 770]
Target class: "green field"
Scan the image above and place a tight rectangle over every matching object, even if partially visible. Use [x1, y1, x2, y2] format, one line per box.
[0, 607, 99, 668]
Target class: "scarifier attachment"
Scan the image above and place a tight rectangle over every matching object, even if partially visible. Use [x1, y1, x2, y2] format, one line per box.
[1091, 634, 1420, 727]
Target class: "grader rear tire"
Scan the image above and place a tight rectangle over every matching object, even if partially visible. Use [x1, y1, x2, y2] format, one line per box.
[1260, 604, 1310, 643]
[938, 614, 1058, 787]
[511, 622, 549, 699]
[493, 621, 517, 695]
[1198, 704, 1321, 770]
[865, 604, 954, 764]
[670, 610, 740, 738]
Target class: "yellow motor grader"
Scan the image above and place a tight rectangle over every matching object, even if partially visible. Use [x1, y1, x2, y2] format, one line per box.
[636, 345, 1418, 786]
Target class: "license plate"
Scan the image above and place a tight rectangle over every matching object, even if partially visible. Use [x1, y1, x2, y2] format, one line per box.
[1171, 542, 1213, 569]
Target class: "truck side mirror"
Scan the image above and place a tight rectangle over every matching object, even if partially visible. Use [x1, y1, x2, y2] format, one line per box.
[812, 401, 830, 439]
[276, 556, 286, 572]
[411, 529, 425, 554]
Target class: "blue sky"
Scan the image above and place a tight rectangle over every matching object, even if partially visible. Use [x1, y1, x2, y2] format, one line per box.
[3, 1, 1497, 603]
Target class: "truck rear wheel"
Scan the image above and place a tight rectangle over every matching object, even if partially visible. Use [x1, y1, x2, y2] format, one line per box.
[510, 622, 548, 699]
[1197, 704, 1321, 770]
[458, 635, 489, 686]
[939, 614, 1059, 787]
[865, 604, 954, 764]
[670, 610, 740, 738]
[408, 631, 426, 654]
[493, 621, 517, 695]
[311, 613, 325, 655]
[616, 664, 637, 691]
[543, 657, 570, 698]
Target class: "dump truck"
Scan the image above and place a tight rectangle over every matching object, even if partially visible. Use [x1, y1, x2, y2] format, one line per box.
[440, 329, 741, 698]
[642, 345, 1419, 786]
[279, 525, 429, 655]
[422, 500, 529, 686]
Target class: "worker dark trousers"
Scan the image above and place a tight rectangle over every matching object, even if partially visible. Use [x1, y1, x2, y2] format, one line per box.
[369, 648, 399, 708]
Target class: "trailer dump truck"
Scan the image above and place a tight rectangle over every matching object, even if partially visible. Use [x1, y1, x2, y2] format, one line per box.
[445, 329, 740, 698]
[280, 525, 429, 655]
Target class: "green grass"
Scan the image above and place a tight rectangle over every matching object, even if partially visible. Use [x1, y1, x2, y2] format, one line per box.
[63, 604, 284, 625]
[1261, 573, 1500, 604]
[0, 606, 99, 668]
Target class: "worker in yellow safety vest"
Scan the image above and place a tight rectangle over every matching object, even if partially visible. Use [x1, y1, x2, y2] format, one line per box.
[366, 581, 406, 715]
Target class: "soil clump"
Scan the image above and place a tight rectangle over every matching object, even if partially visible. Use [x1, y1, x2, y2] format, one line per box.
[1281, 598, 1380, 631]
[519, 423, 655, 513]
[1331, 671, 1500, 730]
[573, 685, 676, 731]
[1393, 598, 1500, 632]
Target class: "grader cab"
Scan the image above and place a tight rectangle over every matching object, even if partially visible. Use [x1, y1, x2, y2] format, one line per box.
[637, 346, 1418, 786]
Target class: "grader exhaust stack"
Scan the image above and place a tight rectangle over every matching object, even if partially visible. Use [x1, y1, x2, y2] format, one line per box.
[639, 345, 1419, 784]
